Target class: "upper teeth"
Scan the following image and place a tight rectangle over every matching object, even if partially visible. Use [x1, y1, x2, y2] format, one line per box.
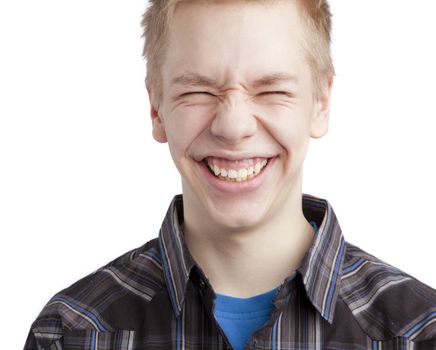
[207, 159, 268, 181]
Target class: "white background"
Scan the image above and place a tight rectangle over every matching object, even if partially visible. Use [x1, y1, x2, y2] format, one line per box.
[1, 1, 435, 347]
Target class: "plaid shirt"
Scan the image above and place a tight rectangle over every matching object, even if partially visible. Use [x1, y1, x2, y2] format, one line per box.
[24, 193, 436, 350]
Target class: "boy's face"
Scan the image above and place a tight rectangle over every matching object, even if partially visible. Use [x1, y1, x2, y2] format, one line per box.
[148, 1, 331, 230]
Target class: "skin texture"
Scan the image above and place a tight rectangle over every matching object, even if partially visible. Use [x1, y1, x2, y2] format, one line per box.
[147, 0, 333, 297]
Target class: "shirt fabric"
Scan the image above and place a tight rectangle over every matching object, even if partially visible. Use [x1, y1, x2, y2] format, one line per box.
[213, 221, 318, 350]
[24, 193, 436, 350]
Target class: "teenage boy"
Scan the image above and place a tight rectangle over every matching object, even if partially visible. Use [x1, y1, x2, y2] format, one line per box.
[24, 1, 436, 349]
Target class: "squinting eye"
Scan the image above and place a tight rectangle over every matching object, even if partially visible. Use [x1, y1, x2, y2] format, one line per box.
[181, 92, 214, 97]
[260, 91, 288, 96]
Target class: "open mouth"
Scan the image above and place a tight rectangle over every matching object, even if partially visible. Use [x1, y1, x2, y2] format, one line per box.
[201, 156, 274, 182]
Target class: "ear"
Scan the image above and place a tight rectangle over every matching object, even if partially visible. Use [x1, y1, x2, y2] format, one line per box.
[310, 76, 333, 139]
[146, 82, 167, 143]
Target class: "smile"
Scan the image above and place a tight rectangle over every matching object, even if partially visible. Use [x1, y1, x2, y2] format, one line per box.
[204, 156, 269, 182]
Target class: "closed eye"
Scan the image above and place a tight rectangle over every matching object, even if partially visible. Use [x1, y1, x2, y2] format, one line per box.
[260, 91, 290, 96]
[180, 91, 215, 97]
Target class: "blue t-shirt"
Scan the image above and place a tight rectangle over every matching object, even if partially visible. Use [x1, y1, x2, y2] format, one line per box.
[213, 221, 318, 350]
[214, 286, 279, 350]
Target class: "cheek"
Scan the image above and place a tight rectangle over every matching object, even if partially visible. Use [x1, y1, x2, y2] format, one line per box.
[261, 108, 309, 151]
[166, 108, 212, 156]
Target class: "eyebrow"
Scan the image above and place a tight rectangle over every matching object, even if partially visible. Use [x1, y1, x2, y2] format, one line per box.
[251, 72, 299, 88]
[171, 71, 298, 89]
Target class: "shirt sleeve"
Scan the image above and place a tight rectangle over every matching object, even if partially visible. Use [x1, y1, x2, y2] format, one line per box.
[23, 310, 64, 350]
[23, 323, 64, 350]
[23, 328, 38, 350]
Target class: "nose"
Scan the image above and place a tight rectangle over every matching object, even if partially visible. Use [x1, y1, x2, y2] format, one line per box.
[209, 92, 257, 145]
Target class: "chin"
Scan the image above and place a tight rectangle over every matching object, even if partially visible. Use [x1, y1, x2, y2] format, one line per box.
[205, 197, 270, 231]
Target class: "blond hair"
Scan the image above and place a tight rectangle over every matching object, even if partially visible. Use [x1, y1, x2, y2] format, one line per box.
[141, 0, 335, 104]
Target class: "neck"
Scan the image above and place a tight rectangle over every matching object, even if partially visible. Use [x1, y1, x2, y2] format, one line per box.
[182, 184, 314, 298]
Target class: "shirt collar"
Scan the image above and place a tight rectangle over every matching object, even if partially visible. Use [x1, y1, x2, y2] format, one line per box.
[157, 194, 196, 319]
[158, 193, 346, 323]
[296, 193, 346, 324]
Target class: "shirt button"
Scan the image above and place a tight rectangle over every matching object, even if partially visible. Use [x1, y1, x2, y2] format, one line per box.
[199, 279, 206, 289]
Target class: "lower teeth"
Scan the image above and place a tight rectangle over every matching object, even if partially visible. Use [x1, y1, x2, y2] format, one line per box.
[205, 162, 267, 182]
[218, 175, 254, 182]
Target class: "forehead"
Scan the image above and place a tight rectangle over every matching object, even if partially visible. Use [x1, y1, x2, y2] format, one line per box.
[162, 0, 309, 89]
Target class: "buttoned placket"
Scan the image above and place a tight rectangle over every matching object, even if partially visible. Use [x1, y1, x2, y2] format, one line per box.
[195, 273, 235, 349]
[192, 266, 297, 350]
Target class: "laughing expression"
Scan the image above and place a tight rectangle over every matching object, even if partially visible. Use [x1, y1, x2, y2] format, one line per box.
[147, 1, 331, 231]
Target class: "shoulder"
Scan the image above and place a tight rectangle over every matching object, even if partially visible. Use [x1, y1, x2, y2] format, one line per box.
[25, 237, 165, 349]
[339, 241, 436, 342]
